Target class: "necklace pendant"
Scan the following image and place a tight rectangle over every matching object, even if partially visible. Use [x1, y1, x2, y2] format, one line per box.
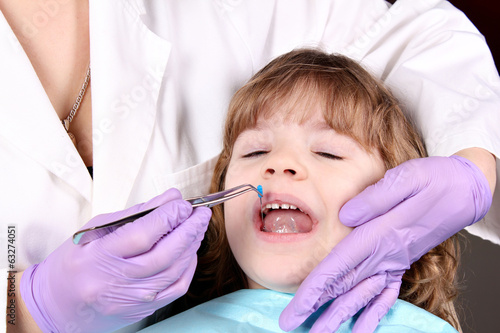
[62, 118, 76, 146]
[62, 118, 71, 132]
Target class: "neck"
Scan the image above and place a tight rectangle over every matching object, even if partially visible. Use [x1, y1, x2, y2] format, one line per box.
[0, 0, 90, 118]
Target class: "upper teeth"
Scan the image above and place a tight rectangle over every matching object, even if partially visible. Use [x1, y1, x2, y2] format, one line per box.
[265, 203, 299, 211]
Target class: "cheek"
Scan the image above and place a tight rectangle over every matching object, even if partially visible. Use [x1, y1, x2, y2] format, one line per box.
[223, 198, 250, 250]
[223, 200, 258, 284]
[224, 206, 240, 259]
[224, 199, 244, 232]
[322, 208, 354, 250]
[365, 154, 387, 184]
[225, 159, 252, 187]
[326, 223, 353, 247]
[322, 179, 362, 210]
[340, 160, 386, 203]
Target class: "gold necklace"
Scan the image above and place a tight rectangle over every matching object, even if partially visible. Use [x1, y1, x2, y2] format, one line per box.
[62, 66, 91, 146]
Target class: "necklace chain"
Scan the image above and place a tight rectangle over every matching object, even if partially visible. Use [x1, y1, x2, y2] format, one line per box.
[62, 66, 91, 133]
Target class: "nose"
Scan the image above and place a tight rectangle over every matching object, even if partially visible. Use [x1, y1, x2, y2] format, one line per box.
[261, 148, 307, 180]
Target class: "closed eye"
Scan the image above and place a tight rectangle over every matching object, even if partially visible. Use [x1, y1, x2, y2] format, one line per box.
[315, 152, 343, 160]
[242, 150, 268, 158]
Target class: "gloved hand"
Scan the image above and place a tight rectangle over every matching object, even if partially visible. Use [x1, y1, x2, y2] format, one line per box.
[21, 188, 211, 332]
[280, 156, 492, 332]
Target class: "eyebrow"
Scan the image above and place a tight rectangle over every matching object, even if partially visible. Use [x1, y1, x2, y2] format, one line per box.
[310, 121, 333, 132]
[309, 122, 366, 151]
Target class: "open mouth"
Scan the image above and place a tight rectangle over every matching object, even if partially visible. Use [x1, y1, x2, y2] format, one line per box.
[260, 202, 314, 233]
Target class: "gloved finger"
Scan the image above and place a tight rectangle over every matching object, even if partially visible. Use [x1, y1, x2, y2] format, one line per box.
[137, 188, 185, 212]
[352, 279, 401, 333]
[86, 253, 200, 318]
[285, 226, 377, 313]
[127, 257, 199, 318]
[155, 256, 199, 304]
[83, 188, 184, 229]
[100, 199, 193, 258]
[279, 253, 362, 330]
[339, 160, 421, 227]
[115, 243, 202, 305]
[124, 207, 211, 278]
[114, 258, 199, 318]
[100, 236, 201, 308]
[308, 274, 388, 333]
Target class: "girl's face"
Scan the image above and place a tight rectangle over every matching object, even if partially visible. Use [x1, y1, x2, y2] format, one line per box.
[224, 106, 386, 293]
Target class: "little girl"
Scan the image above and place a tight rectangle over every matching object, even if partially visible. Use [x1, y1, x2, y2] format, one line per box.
[143, 49, 460, 333]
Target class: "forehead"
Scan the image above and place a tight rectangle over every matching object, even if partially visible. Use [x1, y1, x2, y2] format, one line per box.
[254, 87, 328, 126]
[263, 100, 324, 124]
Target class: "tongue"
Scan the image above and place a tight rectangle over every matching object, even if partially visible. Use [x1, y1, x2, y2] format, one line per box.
[262, 210, 313, 233]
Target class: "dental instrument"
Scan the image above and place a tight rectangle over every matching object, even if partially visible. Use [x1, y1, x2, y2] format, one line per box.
[257, 185, 264, 222]
[72, 184, 263, 245]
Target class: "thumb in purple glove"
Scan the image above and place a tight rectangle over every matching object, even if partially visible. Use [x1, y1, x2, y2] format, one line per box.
[20, 188, 211, 332]
[340, 155, 491, 230]
[280, 156, 492, 332]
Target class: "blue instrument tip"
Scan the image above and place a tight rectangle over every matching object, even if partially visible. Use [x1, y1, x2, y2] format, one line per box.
[257, 185, 263, 198]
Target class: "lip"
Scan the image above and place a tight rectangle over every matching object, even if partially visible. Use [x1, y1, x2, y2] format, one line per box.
[252, 192, 319, 242]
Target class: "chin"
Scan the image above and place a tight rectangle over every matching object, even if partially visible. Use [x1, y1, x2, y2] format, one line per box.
[248, 260, 313, 293]
[271, 284, 301, 294]
[251, 279, 302, 294]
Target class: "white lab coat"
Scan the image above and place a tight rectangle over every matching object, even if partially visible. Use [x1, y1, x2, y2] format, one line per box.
[1, 0, 499, 332]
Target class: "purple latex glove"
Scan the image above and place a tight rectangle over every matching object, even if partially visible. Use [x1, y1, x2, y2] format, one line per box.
[21, 188, 211, 332]
[280, 156, 492, 332]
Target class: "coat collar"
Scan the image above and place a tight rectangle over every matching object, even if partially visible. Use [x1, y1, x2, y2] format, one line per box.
[89, 0, 171, 214]
[0, 10, 93, 203]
